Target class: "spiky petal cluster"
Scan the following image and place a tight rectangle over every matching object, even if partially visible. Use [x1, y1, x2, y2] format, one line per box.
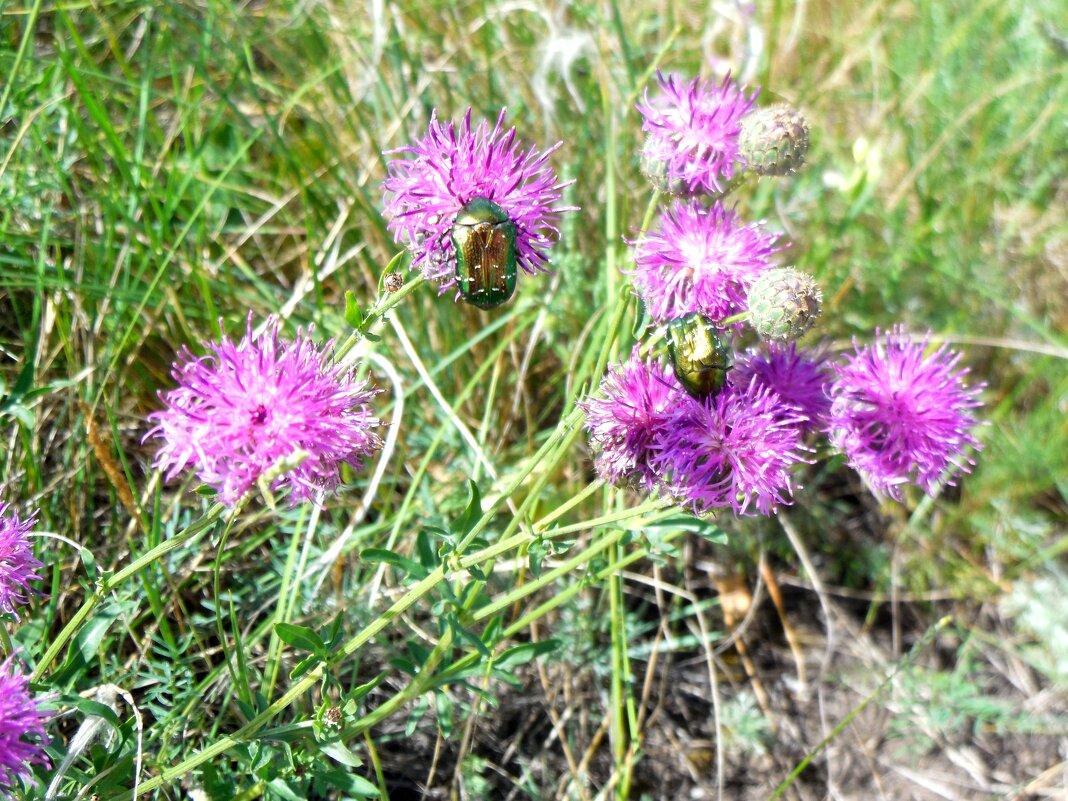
[0, 503, 44, 621]
[653, 380, 809, 516]
[636, 71, 757, 196]
[630, 201, 781, 323]
[381, 109, 574, 290]
[579, 350, 684, 490]
[734, 343, 832, 430]
[147, 316, 383, 506]
[827, 328, 984, 499]
[0, 655, 50, 792]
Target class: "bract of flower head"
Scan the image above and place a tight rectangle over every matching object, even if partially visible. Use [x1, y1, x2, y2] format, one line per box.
[652, 379, 809, 516]
[579, 349, 686, 491]
[0, 503, 44, 621]
[146, 315, 383, 507]
[827, 327, 985, 500]
[381, 108, 575, 292]
[734, 343, 832, 430]
[629, 200, 781, 324]
[636, 71, 758, 197]
[0, 655, 50, 792]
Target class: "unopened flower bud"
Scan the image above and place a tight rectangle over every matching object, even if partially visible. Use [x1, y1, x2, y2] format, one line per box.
[639, 137, 694, 197]
[739, 105, 810, 177]
[748, 268, 822, 342]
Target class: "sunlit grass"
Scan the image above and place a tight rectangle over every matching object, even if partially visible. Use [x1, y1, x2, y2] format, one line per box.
[1, 0, 1066, 797]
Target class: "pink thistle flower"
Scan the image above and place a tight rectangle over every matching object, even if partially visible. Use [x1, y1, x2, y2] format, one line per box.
[579, 349, 688, 490]
[734, 343, 832, 430]
[827, 328, 985, 500]
[0, 655, 50, 792]
[637, 71, 757, 196]
[147, 316, 383, 506]
[652, 380, 809, 516]
[382, 108, 575, 291]
[629, 200, 781, 324]
[0, 503, 44, 621]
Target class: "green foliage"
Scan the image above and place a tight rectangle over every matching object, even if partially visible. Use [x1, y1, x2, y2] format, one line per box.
[1, 0, 1066, 797]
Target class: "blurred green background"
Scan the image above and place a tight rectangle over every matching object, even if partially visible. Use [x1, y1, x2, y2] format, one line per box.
[2, 0, 1067, 797]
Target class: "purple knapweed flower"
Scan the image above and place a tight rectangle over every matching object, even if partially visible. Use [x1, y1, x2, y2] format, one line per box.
[734, 343, 832, 430]
[147, 316, 383, 506]
[0, 655, 50, 792]
[381, 108, 574, 291]
[637, 71, 757, 196]
[0, 503, 44, 621]
[827, 328, 984, 500]
[579, 349, 687, 490]
[652, 380, 809, 516]
[629, 200, 781, 323]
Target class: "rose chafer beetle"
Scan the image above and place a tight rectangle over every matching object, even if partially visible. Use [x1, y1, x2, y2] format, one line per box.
[451, 197, 518, 309]
[667, 313, 732, 400]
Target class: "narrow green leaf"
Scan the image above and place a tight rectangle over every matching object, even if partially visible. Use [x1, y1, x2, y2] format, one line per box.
[453, 480, 482, 537]
[360, 548, 426, 578]
[344, 290, 361, 328]
[266, 779, 305, 801]
[347, 672, 388, 702]
[495, 639, 561, 670]
[274, 623, 326, 654]
[320, 740, 364, 768]
[289, 654, 320, 681]
[447, 615, 491, 658]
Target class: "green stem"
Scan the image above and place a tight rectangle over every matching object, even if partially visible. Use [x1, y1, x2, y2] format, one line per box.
[213, 518, 250, 707]
[532, 478, 605, 529]
[363, 729, 390, 801]
[714, 171, 752, 201]
[767, 616, 953, 801]
[124, 495, 669, 797]
[33, 503, 227, 682]
[342, 628, 454, 738]
[0, 0, 44, 128]
[123, 407, 585, 797]
[333, 255, 420, 363]
[540, 498, 672, 538]
[638, 190, 662, 236]
[454, 405, 585, 552]
[502, 530, 669, 638]
[609, 542, 627, 800]
[719, 311, 750, 327]
[473, 526, 628, 624]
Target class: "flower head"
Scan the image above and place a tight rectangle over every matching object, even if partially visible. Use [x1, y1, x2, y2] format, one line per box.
[747, 267, 822, 342]
[734, 343, 832, 430]
[0, 503, 44, 621]
[382, 108, 574, 292]
[738, 104, 810, 176]
[637, 71, 757, 196]
[147, 316, 383, 506]
[579, 349, 686, 490]
[0, 655, 50, 792]
[827, 328, 984, 499]
[652, 380, 809, 516]
[629, 200, 781, 323]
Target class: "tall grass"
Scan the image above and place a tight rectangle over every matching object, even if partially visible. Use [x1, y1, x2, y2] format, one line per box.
[1, 0, 1066, 797]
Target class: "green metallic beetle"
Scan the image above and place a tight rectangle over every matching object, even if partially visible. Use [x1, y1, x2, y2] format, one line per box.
[667, 313, 732, 400]
[451, 197, 518, 309]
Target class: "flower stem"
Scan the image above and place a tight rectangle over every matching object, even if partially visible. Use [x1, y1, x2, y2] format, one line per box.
[719, 311, 751, 327]
[333, 253, 421, 364]
[32, 503, 227, 682]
